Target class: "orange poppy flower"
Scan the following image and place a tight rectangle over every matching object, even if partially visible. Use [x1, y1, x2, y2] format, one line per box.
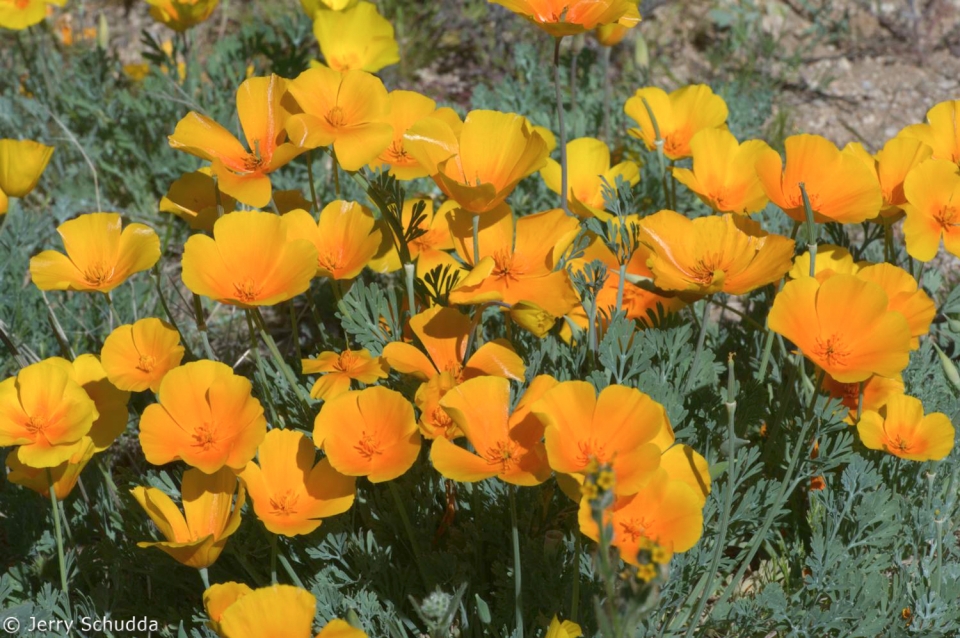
[432, 375, 556, 486]
[145, 0, 218, 31]
[540, 137, 640, 219]
[301, 348, 388, 401]
[638, 210, 795, 297]
[368, 199, 458, 275]
[72, 353, 131, 452]
[546, 616, 583, 638]
[282, 201, 381, 280]
[170, 75, 302, 208]
[239, 429, 356, 536]
[855, 263, 935, 349]
[624, 85, 728, 160]
[0, 357, 97, 468]
[649, 417, 711, 506]
[132, 467, 244, 569]
[822, 373, 904, 424]
[181, 210, 318, 307]
[0, 139, 54, 214]
[203, 582, 252, 636]
[533, 381, 666, 495]
[101, 318, 185, 393]
[0, 0, 64, 30]
[139, 360, 266, 473]
[6, 437, 95, 500]
[313, 2, 399, 73]
[594, 5, 639, 46]
[29, 212, 161, 293]
[768, 274, 912, 383]
[403, 110, 549, 214]
[313, 386, 420, 482]
[857, 394, 954, 461]
[578, 469, 704, 564]
[672, 129, 771, 214]
[447, 205, 581, 316]
[284, 66, 393, 172]
[901, 158, 960, 261]
[382, 305, 525, 438]
[898, 100, 960, 163]
[491, 0, 639, 37]
[788, 244, 858, 281]
[755, 134, 882, 224]
[159, 169, 236, 233]
[844, 137, 932, 220]
[373, 91, 443, 180]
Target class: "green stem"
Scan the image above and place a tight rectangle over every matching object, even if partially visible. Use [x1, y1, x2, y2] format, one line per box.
[47, 469, 71, 614]
[615, 262, 627, 314]
[245, 310, 280, 427]
[682, 298, 711, 394]
[250, 308, 313, 414]
[152, 266, 196, 360]
[192, 294, 218, 361]
[472, 213, 481, 266]
[332, 149, 341, 198]
[288, 302, 303, 363]
[199, 567, 211, 590]
[799, 182, 817, 277]
[270, 533, 278, 585]
[570, 531, 582, 623]
[41, 291, 75, 360]
[387, 481, 430, 590]
[277, 550, 305, 588]
[403, 263, 417, 318]
[104, 292, 120, 331]
[601, 46, 612, 145]
[509, 486, 524, 638]
[553, 36, 570, 216]
[306, 149, 319, 214]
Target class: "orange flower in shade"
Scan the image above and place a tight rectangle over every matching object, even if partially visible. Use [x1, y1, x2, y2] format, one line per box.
[29, 212, 161, 293]
[0, 358, 97, 468]
[578, 470, 704, 564]
[672, 129, 771, 215]
[159, 169, 237, 233]
[373, 91, 445, 180]
[282, 201, 381, 280]
[101, 318, 185, 393]
[755, 134, 882, 224]
[0, 0, 64, 30]
[239, 429, 356, 536]
[313, 2, 399, 73]
[0, 139, 54, 214]
[857, 394, 955, 461]
[491, 0, 640, 37]
[447, 205, 581, 316]
[546, 616, 583, 638]
[823, 373, 904, 423]
[132, 467, 244, 569]
[403, 109, 550, 214]
[301, 348, 388, 401]
[788, 244, 858, 281]
[169, 75, 303, 208]
[72, 354, 132, 451]
[6, 438, 95, 500]
[139, 361, 266, 473]
[855, 263, 935, 349]
[432, 375, 557, 486]
[382, 305, 525, 438]
[638, 210, 795, 297]
[145, 0, 218, 31]
[540, 137, 640, 220]
[369, 199, 459, 275]
[768, 274, 912, 383]
[844, 137, 932, 220]
[533, 381, 666, 495]
[181, 210, 318, 307]
[313, 386, 421, 482]
[203, 582, 252, 636]
[650, 418, 711, 505]
[898, 99, 960, 163]
[284, 66, 393, 172]
[901, 158, 960, 261]
[624, 85, 728, 160]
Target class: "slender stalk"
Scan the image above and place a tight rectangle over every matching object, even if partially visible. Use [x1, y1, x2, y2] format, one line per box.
[192, 294, 218, 361]
[306, 150, 319, 213]
[569, 35, 579, 113]
[104, 292, 120, 331]
[682, 298, 711, 394]
[199, 567, 211, 590]
[509, 486, 524, 638]
[799, 183, 817, 276]
[245, 310, 280, 427]
[615, 262, 627, 314]
[41, 291, 75, 360]
[883, 221, 894, 265]
[570, 531, 582, 623]
[332, 149, 341, 198]
[278, 551, 305, 588]
[47, 469, 71, 613]
[250, 308, 313, 412]
[0, 323, 28, 369]
[270, 533, 278, 585]
[553, 36, 570, 216]
[472, 214, 481, 266]
[288, 302, 303, 362]
[387, 481, 430, 589]
[601, 46, 612, 145]
[403, 262, 417, 318]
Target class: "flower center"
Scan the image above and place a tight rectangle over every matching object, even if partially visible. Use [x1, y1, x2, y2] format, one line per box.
[354, 431, 382, 460]
[242, 152, 266, 173]
[663, 128, 691, 157]
[325, 106, 347, 129]
[933, 205, 959, 231]
[690, 255, 723, 285]
[483, 440, 521, 472]
[83, 261, 112, 287]
[137, 354, 157, 373]
[335, 351, 360, 372]
[384, 139, 412, 165]
[814, 334, 850, 368]
[269, 490, 301, 517]
[233, 277, 262, 303]
[491, 249, 520, 283]
[26, 415, 49, 434]
[192, 421, 219, 451]
[317, 250, 343, 275]
[890, 434, 914, 454]
[619, 516, 652, 543]
[577, 441, 607, 467]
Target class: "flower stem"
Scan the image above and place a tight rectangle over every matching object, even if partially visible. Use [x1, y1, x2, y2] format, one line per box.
[682, 298, 711, 394]
[306, 149, 319, 214]
[47, 469, 71, 614]
[570, 531, 582, 623]
[270, 533, 278, 585]
[553, 36, 570, 216]
[151, 265, 196, 361]
[192, 294, 218, 361]
[251, 308, 313, 413]
[799, 182, 817, 276]
[288, 302, 303, 362]
[199, 567, 211, 590]
[332, 149, 341, 198]
[472, 213, 481, 266]
[601, 46, 612, 145]
[509, 486, 524, 638]
[403, 262, 417, 318]
[387, 481, 430, 590]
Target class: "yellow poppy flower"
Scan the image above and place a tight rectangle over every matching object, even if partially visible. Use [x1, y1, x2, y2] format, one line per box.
[301, 348, 388, 401]
[0, 0, 64, 30]
[492, 0, 640, 37]
[145, 0, 218, 31]
[373, 91, 442, 180]
[624, 85, 728, 160]
[72, 353, 131, 452]
[132, 467, 244, 569]
[281, 202, 381, 280]
[540, 137, 639, 219]
[672, 129, 771, 214]
[857, 394, 954, 461]
[0, 139, 54, 212]
[788, 244, 858, 281]
[368, 199, 458, 274]
[29, 212, 160, 293]
[101, 318, 186, 393]
[159, 168, 236, 233]
[898, 99, 960, 163]
[181, 210, 318, 307]
[314, 2, 399, 73]
[546, 616, 583, 638]
[901, 158, 960, 261]
[823, 373, 904, 424]
[844, 137, 931, 221]
[855, 263, 935, 349]
[6, 438, 95, 500]
[285, 66, 393, 172]
[403, 110, 549, 214]
[203, 582, 252, 636]
[217, 585, 314, 638]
